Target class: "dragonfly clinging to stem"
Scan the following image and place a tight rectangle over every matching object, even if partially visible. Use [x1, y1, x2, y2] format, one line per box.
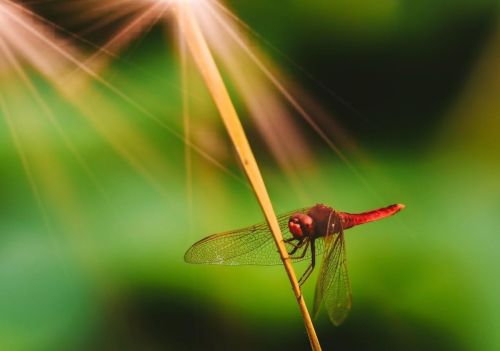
[185, 203, 405, 325]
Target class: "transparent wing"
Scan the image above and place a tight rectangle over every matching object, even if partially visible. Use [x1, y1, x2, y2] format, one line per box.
[312, 225, 352, 326]
[184, 208, 324, 265]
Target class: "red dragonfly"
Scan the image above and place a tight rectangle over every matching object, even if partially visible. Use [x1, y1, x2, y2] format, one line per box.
[185, 203, 404, 325]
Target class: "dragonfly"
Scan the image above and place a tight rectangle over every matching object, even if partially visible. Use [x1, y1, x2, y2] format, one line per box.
[184, 203, 405, 326]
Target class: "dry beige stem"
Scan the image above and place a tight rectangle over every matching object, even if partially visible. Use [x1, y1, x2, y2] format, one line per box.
[177, 3, 322, 350]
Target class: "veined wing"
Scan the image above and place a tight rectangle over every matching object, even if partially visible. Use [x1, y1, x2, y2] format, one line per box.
[312, 225, 352, 326]
[184, 208, 324, 265]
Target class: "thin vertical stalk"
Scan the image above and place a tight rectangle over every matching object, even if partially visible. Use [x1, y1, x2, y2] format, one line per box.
[177, 3, 322, 350]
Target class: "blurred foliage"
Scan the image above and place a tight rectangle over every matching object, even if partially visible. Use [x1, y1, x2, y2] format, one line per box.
[1, 0, 500, 350]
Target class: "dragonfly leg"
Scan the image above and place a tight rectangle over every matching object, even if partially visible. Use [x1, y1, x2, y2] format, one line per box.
[285, 238, 304, 255]
[298, 240, 316, 286]
[285, 237, 300, 246]
[295, 240, 310, 259]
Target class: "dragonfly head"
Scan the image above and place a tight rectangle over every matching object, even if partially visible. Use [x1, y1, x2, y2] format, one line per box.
[288, 213, 314, 239]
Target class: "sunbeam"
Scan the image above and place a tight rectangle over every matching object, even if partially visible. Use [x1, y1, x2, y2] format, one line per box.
[179, 27, 194, 222]
[1, 0, 245, 192]
[0, 35, 111, 206]
[63, 0, 172, 90]
[0, 89, 54, 242]
[197, 0, 380, 199]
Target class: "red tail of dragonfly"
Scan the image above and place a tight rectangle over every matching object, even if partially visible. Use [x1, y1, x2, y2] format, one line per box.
[185, 203, 405, 326]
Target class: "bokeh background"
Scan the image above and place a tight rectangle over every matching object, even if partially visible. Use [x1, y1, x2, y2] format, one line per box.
[1, 0, 499, 350]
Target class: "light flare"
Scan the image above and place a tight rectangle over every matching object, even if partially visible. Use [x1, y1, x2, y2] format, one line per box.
[192, 0, 381, 200]
[1, 0, 242, 190]
[1, 0, 382, 249]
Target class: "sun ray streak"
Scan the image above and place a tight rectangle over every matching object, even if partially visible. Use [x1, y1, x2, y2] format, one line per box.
[0, 2, 173, 195]
[64, 0, 170, 85]
[179, 27, 194, 224]
[201, 1, 379, 197]
[59, 0, 143, 20]
[0, 0, 78, 82]
[207, 0, 368, 125]
[0, 35, 113, 207]
[0, 57, 112, 287]
[193, 2, 313, 202]
[3, 0, 203, 106]
[0, 0, 245, 187]
[0, 88, 56, 246]
[75, 7, 138, 39]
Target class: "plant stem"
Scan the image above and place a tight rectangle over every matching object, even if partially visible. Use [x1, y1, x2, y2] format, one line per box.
[177, 3, 322, 350]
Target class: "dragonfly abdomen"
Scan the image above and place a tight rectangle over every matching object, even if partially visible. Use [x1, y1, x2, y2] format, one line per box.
[339, 204, 405, 229]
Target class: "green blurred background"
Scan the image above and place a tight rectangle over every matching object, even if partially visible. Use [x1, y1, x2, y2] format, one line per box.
[1, 0, 500, 350]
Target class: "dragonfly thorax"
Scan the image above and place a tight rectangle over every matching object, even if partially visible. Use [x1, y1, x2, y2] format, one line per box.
[288, 213, 314, 239]
[300, 204, 340, 239]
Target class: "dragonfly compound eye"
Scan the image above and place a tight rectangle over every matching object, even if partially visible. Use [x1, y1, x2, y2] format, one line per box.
[288, 220, 303, 238]
[288, 214, 314, 239]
